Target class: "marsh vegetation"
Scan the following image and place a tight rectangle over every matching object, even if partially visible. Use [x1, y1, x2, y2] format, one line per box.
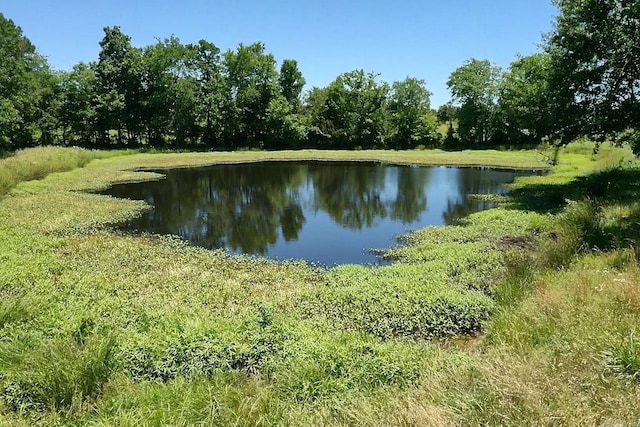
[1, 0, 640, 424]
[0, 144, 639, 425]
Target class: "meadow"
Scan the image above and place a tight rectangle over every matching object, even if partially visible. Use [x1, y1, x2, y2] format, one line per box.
[0, 144, 639, 426]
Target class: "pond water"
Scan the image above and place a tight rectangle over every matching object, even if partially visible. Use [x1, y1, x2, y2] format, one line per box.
[102, 161, 532, 265]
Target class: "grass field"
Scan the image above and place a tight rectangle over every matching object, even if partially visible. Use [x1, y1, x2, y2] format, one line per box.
[1, 143, 639, 426]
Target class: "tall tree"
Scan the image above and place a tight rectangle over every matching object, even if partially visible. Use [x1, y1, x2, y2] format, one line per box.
[190, 40, 226, 146]
[547, 0, 640, 146]
[447, 59, 502, 145]
[388, 77, 438, 148]
[317, 70, 390, 148]
[278, 59, 305, 108]
[267, 59, 308, 148]
[498, 53, 554, 145]
[304, 86, 331, 146]
[0, 13, 50, 149]
[142, 37, 176, 146]
[223, 43, 280, 148]
[57, 64, 98, 145]
[93, 26, 143, 146]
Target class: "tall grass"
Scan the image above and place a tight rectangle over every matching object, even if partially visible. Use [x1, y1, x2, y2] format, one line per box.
[1, 143, 640, 425]
[603, 333, 640, 381]
[2, 336, 116, 413]
[0, 147, 126, 197]
[540, 200, 609, 269]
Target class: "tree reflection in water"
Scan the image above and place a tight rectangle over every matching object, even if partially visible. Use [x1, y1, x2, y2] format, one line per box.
[103, 162, 528, 264]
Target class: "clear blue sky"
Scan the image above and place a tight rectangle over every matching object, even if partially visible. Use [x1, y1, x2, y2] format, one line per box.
[2, 0, 558, 107]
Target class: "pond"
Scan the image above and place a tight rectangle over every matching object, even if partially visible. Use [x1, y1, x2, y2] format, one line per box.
[102, 161, 532, 265]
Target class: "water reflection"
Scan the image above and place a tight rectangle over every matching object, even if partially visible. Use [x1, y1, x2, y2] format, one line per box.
[103, 162, 530, 265]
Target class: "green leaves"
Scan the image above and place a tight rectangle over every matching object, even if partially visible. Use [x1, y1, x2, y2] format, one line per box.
[0, 13, 50, 149]
[498, 53, 554, 145]
[311, 70, 391, 149]
[447, 59, 502, 145]
[548, 0, 640, 141]
[306, 264, 494, 340]
[389, 77, 438, 148]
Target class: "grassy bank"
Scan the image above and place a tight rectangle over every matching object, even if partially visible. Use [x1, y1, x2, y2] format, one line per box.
[0, 147, 128, 198]
[0, 144, 639, 425]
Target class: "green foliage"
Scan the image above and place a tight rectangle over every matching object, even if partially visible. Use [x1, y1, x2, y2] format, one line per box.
[313, 70, 390, 149]
[447, 59, 503, 146]
[118, 314, 287, 381]
[548, 0, 640, 141]
[278, 59, 305, 107]
[603, 333, 640, 382]
[2, 336, 116, 412]
[388, 77, 439, 148]
[306, 264, 494, 340]
[498, 53, 554, 145]
[616, 128, 640, 156]
[0, 13, 51, 149]
[3, 6, 640, 156]
[93, 26, 145, 147]
[539, 201, 607, 269]
[0, 146, 123, 197]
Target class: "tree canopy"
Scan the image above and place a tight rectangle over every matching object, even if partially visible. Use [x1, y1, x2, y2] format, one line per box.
[1, 2, 640, 152]
[545, 0, 640, 151]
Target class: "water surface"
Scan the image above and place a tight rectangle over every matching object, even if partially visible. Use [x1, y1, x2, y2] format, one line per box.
[103, 161, 531, 265]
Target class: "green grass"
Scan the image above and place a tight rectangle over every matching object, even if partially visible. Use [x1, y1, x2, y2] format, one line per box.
[0, 146, 128, 198]
[1, 143, 639, 425]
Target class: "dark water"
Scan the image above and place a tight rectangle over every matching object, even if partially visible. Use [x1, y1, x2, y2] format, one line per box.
[102, 161, 532, 265]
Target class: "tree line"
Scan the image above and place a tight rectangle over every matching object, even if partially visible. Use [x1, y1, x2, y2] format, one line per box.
[1, 0, 639, 153]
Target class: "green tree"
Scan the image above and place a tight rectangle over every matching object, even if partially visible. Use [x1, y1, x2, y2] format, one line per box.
[56, 64, 98, 146]
[436, 103, 458, 126]
[447, 59, 502, 145]
[267, 59, 308, 148]
[388, 77, 438, 148]
[278, 59, 306, 108]
[223, 43, 280, 148]
[0, 13, 51, 149]
[498, 53, 554, 145]
[316, 70, 390, 148]
[304, 86, 331, 147]
[189, 40, 226, 147]
[547, 0, 640, 146]
[93, 26, 144, 146]
[142, 37, 178, 146]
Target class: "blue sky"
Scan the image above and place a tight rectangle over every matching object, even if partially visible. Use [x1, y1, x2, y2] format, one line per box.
[2, 0, 558, 107]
